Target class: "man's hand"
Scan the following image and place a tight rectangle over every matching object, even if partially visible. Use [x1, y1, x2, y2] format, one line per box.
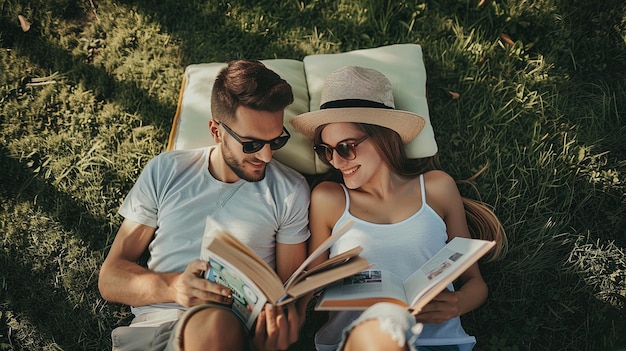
[172, 259, 233, 307]
[253, 299, 307, 351]
[411, 289, 459, 324]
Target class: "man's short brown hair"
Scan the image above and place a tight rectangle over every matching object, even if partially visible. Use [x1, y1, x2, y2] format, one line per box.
[211, 60, 294, 123]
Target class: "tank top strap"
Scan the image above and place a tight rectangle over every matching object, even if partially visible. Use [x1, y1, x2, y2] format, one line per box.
[339, 183, 351, 209]
[419, 174, 426, 205]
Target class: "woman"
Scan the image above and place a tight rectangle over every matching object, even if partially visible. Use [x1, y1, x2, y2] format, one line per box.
[290, 66, 506, 351]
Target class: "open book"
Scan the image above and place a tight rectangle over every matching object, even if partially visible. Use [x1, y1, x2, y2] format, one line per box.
[315, 237, 495, 312]
[200, 216, 370, 329]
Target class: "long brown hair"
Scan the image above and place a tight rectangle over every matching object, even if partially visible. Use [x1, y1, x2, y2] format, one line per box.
[313, 123, 507, 261]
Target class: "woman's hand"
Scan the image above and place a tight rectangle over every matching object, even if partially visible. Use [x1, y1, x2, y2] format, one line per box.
[411, 289, 460, 324]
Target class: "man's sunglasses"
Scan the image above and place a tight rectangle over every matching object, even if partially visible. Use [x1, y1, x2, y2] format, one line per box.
[313, 136, 368, 163]
[217, 121, 291, 154]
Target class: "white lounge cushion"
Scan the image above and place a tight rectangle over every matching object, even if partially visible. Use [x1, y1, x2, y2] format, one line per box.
[167, 44, 437, 175]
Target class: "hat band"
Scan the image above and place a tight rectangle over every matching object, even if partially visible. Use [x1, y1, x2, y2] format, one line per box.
[320, 99, 394, 110]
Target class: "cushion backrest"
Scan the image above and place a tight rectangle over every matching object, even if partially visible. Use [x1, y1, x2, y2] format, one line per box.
[167, 44, 437, 175]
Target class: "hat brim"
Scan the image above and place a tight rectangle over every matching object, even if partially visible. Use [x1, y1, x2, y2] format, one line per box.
[290, 107, 425, 144]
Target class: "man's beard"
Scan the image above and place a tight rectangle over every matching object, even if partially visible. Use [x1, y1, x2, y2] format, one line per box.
[223, 148, 266, 182]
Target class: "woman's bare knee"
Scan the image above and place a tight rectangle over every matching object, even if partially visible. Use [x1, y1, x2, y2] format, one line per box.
[343, 320, 406, 351]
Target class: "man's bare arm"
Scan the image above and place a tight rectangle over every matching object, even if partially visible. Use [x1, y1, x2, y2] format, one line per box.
[98, 219, 179, 305]
[98, 219, 232, 307]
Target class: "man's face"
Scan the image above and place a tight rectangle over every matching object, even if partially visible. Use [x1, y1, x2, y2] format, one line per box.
[219, 106, 286, 182]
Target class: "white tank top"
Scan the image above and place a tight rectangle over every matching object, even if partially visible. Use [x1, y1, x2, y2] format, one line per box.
[318, 174, 476, 349]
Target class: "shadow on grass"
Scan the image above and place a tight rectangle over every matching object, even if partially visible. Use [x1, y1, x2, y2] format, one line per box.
[120, 0, 427, 64]
[466, 252, 626, 350]
[0, 248, 112, 350]
[0, 144, 113, 250]
[0, 143, 126, 349]
[118, 0, 314, 63]
[1, 18, 174, 130]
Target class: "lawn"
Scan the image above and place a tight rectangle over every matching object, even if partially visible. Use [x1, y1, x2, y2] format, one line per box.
[1, 0, 625, 350]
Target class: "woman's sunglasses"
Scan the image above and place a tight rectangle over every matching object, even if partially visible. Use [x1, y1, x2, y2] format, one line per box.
[314, 136, 368, 163]
[218, 121, 291, 154]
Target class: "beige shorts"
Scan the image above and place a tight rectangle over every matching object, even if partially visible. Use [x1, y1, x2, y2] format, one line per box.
[111, 304, 250, 351]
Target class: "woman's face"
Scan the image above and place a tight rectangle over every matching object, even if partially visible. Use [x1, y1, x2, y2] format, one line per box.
[319, 122, 384, 189]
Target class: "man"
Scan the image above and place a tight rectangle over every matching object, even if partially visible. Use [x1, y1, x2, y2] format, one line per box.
[99, 60, 311, 351]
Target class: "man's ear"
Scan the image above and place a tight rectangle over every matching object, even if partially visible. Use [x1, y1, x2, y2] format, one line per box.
[209, 119, 221, 142]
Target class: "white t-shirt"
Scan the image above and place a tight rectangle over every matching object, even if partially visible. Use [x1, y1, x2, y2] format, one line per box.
[118, 146, 311, 316]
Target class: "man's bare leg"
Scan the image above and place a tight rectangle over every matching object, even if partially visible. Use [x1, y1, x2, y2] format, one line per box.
[182, 307, 246, 351]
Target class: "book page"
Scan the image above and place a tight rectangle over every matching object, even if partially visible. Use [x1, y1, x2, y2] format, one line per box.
[403, 237, 495, 311]
[201, 216, 368, 307]
[284, 220, 354, 290]
[201, 216, 285, 302]
[287, 246, 363, 287]
[201, 216, 271, 272]
[282, 254, 370, 304]
[315, 269, 409, 311]
[206, 252, 268, 330]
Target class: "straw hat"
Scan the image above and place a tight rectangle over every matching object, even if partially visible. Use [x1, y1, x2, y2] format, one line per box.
[290, 66, 425, 144]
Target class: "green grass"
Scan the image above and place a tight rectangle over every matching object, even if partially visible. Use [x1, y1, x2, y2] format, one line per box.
[1, 0, 625, 350]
